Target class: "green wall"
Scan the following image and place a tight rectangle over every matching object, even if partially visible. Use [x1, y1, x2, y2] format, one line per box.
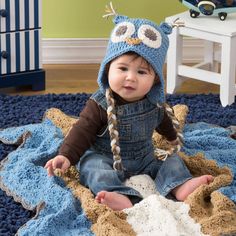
[42, 0, 186, 38]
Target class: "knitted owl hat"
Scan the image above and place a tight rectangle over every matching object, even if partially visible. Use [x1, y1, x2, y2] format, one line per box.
[97, 8, 172, 105]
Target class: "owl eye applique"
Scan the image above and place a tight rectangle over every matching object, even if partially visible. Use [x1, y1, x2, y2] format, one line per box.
[138, 25, 162, 48]
[111, 22, 135, 43]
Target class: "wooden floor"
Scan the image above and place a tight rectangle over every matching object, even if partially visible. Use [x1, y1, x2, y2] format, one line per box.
[0, 64, 219, 95]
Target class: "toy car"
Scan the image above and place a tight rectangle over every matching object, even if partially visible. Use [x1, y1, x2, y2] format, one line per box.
[179, 0, 236, 20]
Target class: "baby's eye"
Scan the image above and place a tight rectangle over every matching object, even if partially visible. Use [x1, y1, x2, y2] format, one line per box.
[138, 70, 147, 75]
[118, 66, 128, 71]
[111, 22, 135, 43]
[138, 24, 162, 48]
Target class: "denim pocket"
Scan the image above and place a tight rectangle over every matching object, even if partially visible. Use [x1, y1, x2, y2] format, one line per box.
[121, 109, 160, 142]
[119, 123, 132, 141]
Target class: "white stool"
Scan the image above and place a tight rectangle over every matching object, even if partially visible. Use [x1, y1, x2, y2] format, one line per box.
[165, 11, 236, 107]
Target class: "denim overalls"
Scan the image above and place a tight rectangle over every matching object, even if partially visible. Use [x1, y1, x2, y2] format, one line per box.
[78, 90, 192, 200]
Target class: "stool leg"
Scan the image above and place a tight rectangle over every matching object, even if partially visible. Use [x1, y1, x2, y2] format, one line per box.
[166, 27, 183, 94]
[220, 37, 236, 107]
[204, 41, 214, 71]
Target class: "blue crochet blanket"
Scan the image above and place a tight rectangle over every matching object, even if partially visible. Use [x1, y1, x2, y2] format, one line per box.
[0, 119, 93, 236]
[0, 93, 236, 235]
[183, 122, 236, 202]
[0, 120, 235, 235]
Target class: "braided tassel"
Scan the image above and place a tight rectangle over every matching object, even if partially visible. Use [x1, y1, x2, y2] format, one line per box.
[105, 88, 123, 171]
[155, 103, 184, 161]
[164, 103, 184, 147]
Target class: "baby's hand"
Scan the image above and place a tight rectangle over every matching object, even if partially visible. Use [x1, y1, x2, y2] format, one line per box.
[168, 138, 179, 146]
[44, 155, 71, 177]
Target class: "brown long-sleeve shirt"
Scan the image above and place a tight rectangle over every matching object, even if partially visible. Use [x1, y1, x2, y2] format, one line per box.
[59, 96, 177, 165]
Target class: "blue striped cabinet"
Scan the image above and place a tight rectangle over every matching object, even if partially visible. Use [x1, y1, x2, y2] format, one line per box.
[0, 0, 45, 90]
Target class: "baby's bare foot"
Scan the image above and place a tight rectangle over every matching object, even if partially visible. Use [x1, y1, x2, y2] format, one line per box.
[95, 191, 133, 211]
[172, 175, 214, 201]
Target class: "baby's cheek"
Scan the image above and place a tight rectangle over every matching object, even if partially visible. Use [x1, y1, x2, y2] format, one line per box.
[109, 78, 121, 91]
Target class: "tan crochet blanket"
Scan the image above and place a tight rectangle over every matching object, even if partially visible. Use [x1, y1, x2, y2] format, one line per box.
[44, 107, 236, 236]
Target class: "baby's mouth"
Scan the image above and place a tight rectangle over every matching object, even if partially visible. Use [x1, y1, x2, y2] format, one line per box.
[123, 86, 135, 90]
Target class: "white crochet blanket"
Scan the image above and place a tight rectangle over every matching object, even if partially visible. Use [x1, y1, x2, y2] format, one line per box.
[124, 175, 207, 236]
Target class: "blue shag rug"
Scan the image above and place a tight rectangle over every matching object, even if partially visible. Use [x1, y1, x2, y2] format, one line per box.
[0, 92, 236, 235]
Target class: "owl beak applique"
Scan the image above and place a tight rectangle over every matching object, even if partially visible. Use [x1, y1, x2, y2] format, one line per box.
[125, 38, 142, 45]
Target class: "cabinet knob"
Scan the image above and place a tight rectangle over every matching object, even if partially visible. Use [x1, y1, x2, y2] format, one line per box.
[1, 51, 8, 59]
[0, 9, 7, 17]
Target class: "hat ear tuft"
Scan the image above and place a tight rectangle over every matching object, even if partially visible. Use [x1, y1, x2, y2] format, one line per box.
[159, 22, 172, 35]
[113, 15, 129, 24]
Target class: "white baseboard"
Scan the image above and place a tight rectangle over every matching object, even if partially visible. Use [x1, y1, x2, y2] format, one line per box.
[42, 38, 205, 64]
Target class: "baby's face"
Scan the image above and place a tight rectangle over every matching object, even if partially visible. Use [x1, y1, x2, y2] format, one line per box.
[108, 54, 156, 102]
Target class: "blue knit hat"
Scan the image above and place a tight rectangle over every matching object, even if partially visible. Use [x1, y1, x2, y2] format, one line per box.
[97, 14, 172, 105]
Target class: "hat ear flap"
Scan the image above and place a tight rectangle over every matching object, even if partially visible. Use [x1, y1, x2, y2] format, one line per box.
[147, 83, 165, 105]
[159, 22, 172, 35]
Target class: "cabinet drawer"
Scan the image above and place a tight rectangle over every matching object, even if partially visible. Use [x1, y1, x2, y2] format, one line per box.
[0, 29, 42, 75]
[0, 0, 41, 33]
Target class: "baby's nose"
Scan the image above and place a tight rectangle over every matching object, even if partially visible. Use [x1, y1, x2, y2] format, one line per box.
[126, 72, 136, 81]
